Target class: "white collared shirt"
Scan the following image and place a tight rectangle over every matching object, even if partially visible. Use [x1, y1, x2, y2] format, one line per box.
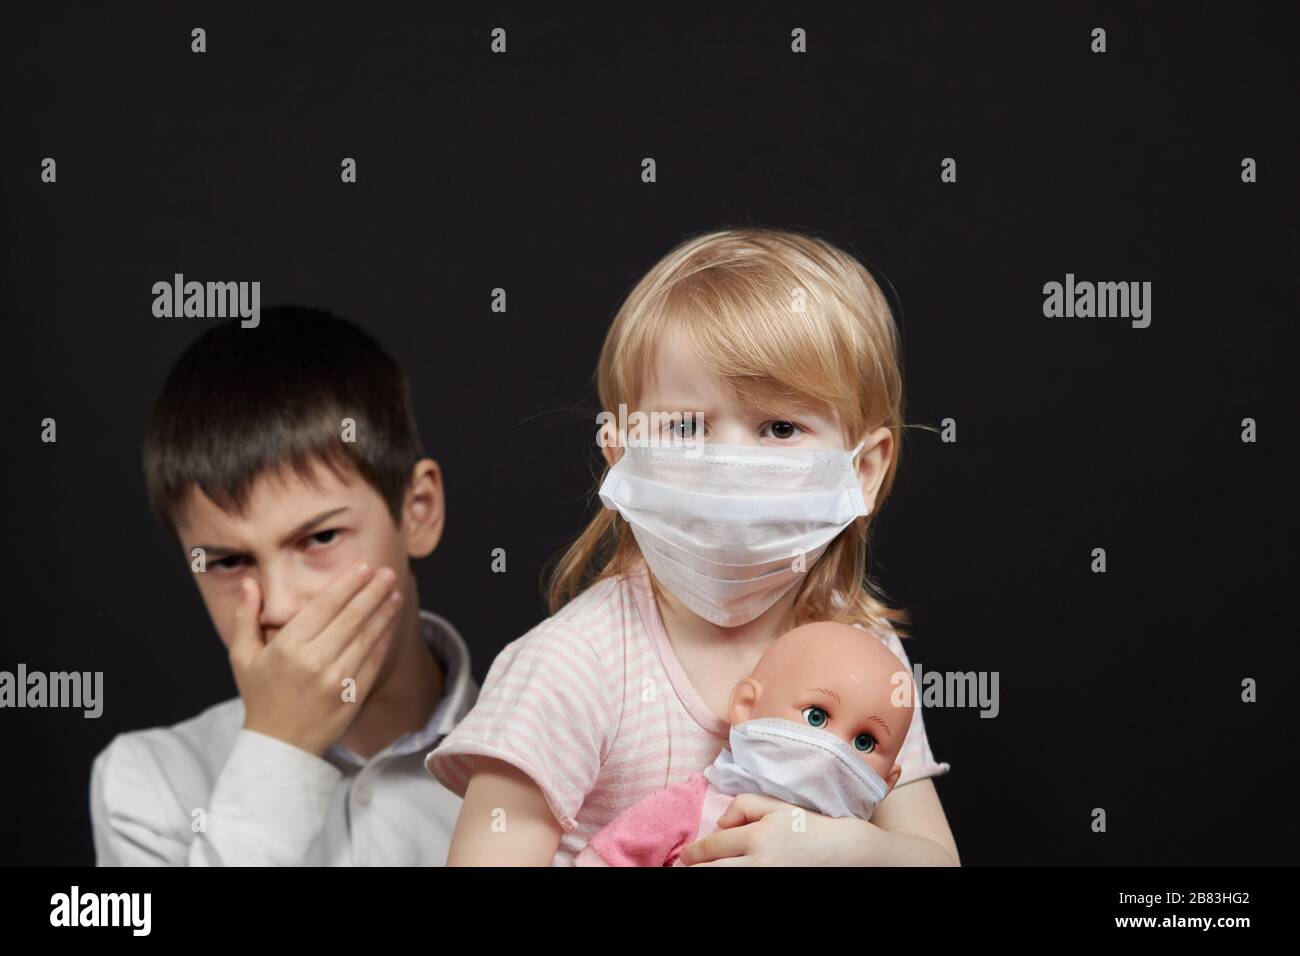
[90, 610, 477, 866]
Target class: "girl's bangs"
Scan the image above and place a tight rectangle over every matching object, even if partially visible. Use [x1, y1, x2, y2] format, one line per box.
[627, 275, 857, 418]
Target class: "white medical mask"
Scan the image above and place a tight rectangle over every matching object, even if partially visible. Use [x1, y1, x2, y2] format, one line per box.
[703, 717, 890, 821]
[597, 439, 870, 627]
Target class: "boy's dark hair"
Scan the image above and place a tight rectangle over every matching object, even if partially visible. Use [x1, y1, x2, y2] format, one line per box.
[144, 306, 425, 538]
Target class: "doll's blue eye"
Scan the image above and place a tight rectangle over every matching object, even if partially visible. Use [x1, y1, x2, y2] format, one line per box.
[854, 733, 876, 753]
[802, 706, 828, 728]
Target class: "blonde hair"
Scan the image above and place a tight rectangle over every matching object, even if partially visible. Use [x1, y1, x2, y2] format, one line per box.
[546, 225, 914, 638]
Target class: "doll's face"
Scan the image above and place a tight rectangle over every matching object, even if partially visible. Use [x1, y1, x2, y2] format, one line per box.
[728, 622, 915, 783]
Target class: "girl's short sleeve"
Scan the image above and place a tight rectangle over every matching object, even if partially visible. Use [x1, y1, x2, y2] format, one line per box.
[424, 621, 616, 832]
[874, 626, 953, 788]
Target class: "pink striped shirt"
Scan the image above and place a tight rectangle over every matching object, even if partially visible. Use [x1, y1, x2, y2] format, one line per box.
[424, 559, 951, 866]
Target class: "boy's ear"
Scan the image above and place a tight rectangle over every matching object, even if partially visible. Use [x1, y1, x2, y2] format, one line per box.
[402, 459, 444, 558]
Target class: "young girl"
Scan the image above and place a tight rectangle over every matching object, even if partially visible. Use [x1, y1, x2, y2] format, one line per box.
[426, 226, 958, 866]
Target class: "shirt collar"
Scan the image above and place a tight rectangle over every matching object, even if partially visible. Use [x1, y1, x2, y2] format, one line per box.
[326, 609, 477, 769]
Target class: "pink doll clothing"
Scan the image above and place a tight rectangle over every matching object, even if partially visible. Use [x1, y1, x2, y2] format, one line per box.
[573, 773, 735, 867]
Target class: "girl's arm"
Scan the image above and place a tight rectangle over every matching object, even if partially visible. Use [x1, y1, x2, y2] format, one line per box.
[681, 777, 960, 866]
[446, 757, 563, 866]
[867, 777, 960, 865]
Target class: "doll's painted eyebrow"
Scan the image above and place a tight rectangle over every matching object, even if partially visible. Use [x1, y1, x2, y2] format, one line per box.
[192, 506, 351, 557]
[806, 687, 841, 702]
[865, 715, 893, 739]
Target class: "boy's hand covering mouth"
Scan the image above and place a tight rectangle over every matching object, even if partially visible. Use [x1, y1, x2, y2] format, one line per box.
[227, 562, 403, 756]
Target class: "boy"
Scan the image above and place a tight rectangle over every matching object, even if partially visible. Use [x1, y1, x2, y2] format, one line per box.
[90, 306, 476, 865]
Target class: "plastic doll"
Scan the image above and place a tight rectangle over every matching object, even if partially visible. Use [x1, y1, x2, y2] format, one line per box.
[575, 621, 916, 866]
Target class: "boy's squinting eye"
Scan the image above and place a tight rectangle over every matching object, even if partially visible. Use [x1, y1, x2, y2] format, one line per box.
[802, 705, 829, 728]
[198, 529, 343, 574]
[304, 529, 343, 549]
[854, 733, 877, 754]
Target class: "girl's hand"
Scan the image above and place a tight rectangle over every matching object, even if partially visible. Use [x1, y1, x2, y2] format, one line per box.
[679, 793, 877, 866]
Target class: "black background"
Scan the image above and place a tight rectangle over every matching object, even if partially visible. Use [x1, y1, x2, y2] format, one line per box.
[1, 2, 1295, 865]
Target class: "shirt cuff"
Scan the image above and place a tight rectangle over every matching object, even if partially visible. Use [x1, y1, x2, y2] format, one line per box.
[205, 729, 343, 865]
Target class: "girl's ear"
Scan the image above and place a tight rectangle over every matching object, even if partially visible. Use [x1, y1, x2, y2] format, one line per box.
[599, 420, 624, 468]
[855, 427, 894, 514]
